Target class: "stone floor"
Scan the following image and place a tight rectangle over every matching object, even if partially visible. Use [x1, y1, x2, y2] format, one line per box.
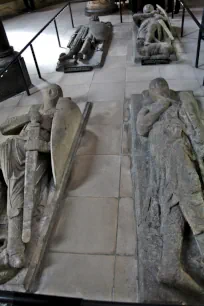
[1, 2, 204, 302]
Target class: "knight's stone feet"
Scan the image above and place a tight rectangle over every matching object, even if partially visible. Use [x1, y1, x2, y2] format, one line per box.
[157, 267, 204, 296]
[9, 253, 25, 269]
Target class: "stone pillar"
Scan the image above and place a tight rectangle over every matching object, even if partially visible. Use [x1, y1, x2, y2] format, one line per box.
[0, 19, 14, 57]
[0, 18, 31, 102]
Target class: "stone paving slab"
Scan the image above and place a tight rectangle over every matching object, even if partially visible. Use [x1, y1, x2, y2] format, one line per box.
[113, 256, 137, 302]
[37, 253, 115, 300]
[120, 155, 132, 198]
[88, 101, 123, 125]
[68, 155, 120, 198]
[88, 82, 125, 103]
[92, 67, 126, 84]
[103, 56, 126, 69]
[81, 124, 121, 155]
[50, 197, 118, 254]
[116, 198, 136, 255]
[126, 66, 161, 82]
[125, 81, 151, 98]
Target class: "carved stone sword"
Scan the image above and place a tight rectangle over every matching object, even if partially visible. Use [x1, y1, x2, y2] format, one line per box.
[22, 110, 41, 244]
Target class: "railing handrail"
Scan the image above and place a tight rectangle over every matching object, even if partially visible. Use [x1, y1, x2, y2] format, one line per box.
[179, 0, 204, 32]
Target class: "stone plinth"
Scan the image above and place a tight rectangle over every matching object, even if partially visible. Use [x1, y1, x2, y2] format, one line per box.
[0, 18, 31, 102]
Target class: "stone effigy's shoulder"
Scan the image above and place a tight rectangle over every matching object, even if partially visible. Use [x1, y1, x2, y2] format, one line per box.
[133, 11, 156, 25]
[0, 114, 30, 135]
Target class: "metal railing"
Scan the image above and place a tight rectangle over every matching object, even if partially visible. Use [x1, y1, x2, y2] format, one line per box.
[0, 0, 123, 97]
[178, 0, 204, 37]
[175, 0, 204, 85]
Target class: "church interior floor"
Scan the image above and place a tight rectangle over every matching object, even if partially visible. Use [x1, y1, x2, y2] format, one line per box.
[1, 2, 204, 301]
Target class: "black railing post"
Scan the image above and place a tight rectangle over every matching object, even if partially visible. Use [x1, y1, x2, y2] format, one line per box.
[17, 58, 30, 96]
[119, 0, 122, 23]
[54, 19, 61, 48]
[181, 4, 185, 37]
[195, 9, 204, 68]
[68, 2, 74, 28]
[172, 0, 174, 19]
[30, 43, 42, 79]
[195, 30, 202, 68]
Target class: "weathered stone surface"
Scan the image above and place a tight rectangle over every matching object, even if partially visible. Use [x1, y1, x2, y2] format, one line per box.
[131, 78, 204, 304]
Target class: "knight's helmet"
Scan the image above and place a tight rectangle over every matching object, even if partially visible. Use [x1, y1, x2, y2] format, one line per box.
[143, 4, 154, 14]
[42, 84, 63, 112]
[85, 0, 118, 16]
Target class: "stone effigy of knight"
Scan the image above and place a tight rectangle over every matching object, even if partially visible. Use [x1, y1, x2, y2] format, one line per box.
[136, 78, 204, 294]
[0, 84, 82, 283]
[133, 4, 174, 58]
[57, 15, 112, 70]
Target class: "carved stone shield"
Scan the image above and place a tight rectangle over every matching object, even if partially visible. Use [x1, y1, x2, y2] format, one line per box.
[51, 98, 82, 187]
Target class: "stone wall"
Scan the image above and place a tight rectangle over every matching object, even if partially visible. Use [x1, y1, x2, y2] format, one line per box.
[0, 0, 64, 17]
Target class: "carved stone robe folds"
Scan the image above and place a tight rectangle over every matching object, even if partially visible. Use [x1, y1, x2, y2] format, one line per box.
[0, 121, 50, 220]
[141, 93, 204, 236]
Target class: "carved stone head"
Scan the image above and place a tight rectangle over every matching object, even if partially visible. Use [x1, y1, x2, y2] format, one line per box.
[143, 4, 154, 14]
[42, 84, 63, 112]
[149, 78, 170, 101]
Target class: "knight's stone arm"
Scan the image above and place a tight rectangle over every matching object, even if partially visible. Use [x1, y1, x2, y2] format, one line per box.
[137, 99, 170, 136]
[133, 12, 155, 26]
[0, 114, 30, 135]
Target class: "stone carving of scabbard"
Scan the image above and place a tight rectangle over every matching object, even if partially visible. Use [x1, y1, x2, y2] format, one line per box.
[23, 118, 40, 244]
